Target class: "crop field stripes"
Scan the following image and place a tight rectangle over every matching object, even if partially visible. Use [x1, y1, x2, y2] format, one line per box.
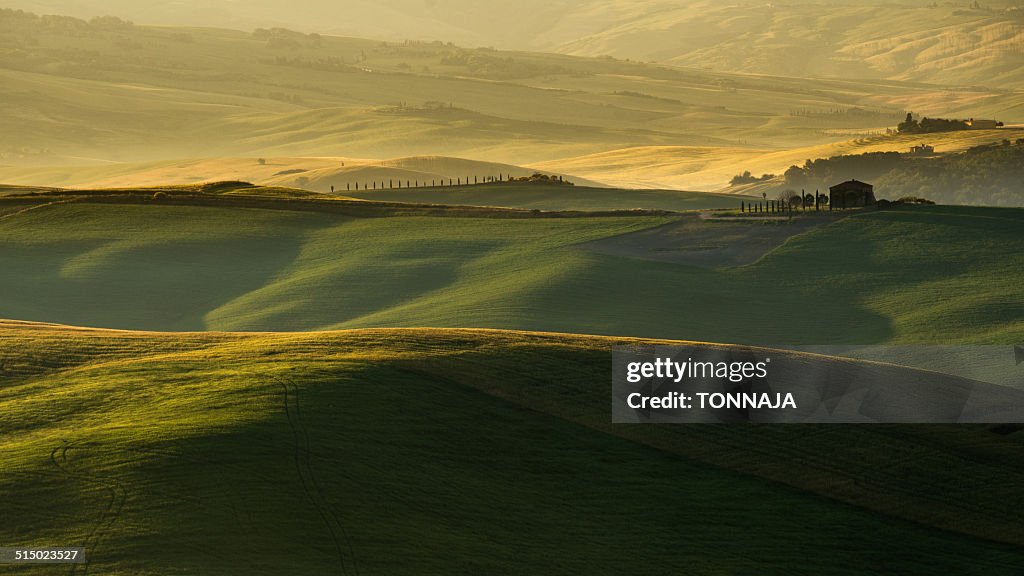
[48, 440, 127, 576]
[274, 374, 360, 576]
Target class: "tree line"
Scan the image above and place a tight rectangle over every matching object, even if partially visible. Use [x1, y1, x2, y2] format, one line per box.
[334, 172, 573, 192]
[781, 140, 1024, 206]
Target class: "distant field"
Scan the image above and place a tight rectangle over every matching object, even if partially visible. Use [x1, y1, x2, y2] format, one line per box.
[8, 1, 1024, 92]
[0, 188, 1021, 343]
[534, 127, 1024, 190]
[3, 126, 1020, 193]
[3, 321, 1024, 575]
[0, 156, 608, 191]
[2, 126, 1020, 192]
[2, 8, 1021, 179]
[556, 1, 1024, 89]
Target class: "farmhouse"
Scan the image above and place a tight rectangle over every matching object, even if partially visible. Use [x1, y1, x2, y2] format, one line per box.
[829, 180, 876, 209]
[909, 144, 934, 155]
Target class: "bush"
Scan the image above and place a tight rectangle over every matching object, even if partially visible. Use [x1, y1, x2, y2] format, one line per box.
[730, 171, 775, 186]
[896, 196, 935, 205]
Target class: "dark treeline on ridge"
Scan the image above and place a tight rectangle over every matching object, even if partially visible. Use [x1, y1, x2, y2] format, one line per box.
[778, 142, 1024, 206]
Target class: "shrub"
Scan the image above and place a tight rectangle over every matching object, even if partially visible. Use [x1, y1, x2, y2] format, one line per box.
[730, 171, 775, 186]
[896, 196, 935, 205]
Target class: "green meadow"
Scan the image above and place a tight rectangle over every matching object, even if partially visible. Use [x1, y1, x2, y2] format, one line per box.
[0, 181, 1022, 576]
[0, 191, 1021, 344]
[3, 323, 1024, 575]
[344, 182, 748, 212]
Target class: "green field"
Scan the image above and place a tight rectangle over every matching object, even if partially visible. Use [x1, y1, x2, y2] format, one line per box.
[1, 190, 1021, 343]
[3, 322, 1024, 575]
[3, 189, 1024, 575]
[344, 182, 749, 211]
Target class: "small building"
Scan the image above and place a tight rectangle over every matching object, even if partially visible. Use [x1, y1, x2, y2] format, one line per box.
[909, 144, 934, 155]
[966, 118, 1001, 130]
[829, 180, 876, 209]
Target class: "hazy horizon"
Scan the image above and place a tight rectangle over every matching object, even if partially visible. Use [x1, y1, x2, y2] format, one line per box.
[3, 0, 1023, 85]
[2, 1, 1022, 192]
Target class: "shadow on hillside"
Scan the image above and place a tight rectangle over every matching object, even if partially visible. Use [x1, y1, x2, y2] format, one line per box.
[520, 251, 894, 345]
[7, 358, 1023, 574]
[204, 238, 503, 331]
[0, 236, 307, 331]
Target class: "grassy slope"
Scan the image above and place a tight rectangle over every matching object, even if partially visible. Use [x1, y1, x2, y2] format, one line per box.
[343, 182, 749, 211]
[0, 195, 1021, 343]
[3, 322, 1024, 575]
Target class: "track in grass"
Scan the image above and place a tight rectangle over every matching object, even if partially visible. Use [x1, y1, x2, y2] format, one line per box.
[48, 441, 127, 576]
[3, 325, 1024, 573]
[275, 374, 360, 576]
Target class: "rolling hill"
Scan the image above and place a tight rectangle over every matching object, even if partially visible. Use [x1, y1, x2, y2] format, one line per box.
[8, 1, 1024, 89]
[4, 3, 1024, 574]
[533, 127, 1024, 191]
[1, 186, 1021, 344]
[556, 1, 1024, 89]
[331, 182, 748, 212]
[0, 156, 608, 190]
[3, 125, 1022, 192]
[2, 7, 1021, 183]
[3, 321, 1024, 575]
